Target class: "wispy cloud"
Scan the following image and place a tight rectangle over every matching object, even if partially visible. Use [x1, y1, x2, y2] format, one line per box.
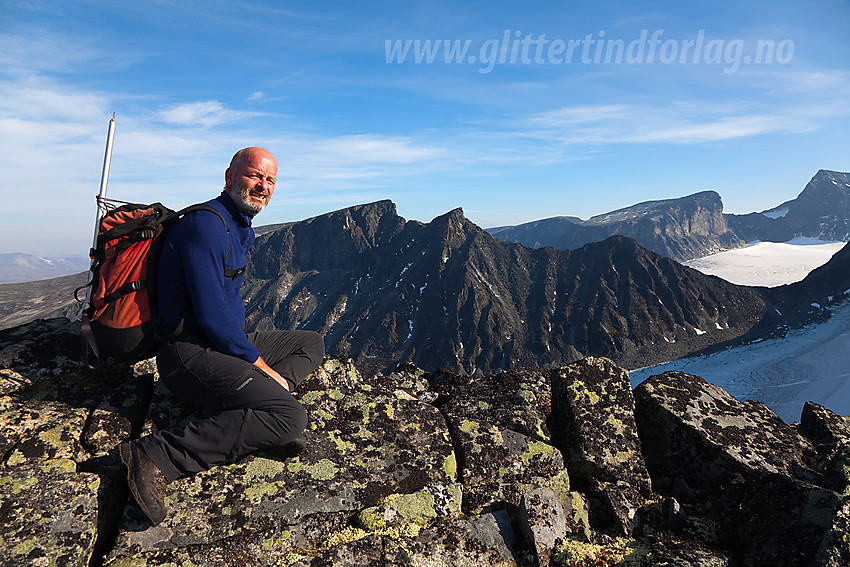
[523, 94, 845, 145]
[157, 101, 264, 128]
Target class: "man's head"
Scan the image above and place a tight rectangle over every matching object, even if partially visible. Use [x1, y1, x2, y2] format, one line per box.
[224, 147, 277, 217]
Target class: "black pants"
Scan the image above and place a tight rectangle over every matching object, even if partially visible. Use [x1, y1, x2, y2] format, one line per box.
[139, 330, 324, 482]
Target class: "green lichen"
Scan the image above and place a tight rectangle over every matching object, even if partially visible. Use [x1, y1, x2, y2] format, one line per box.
[6, 450, 25, 466]
[551, 469, 571, 497]
[300, 390, 324, 405]
[522, 440, 556, 466]
[327, 430, 348, 451]
[569, 491, 592, 541]
[287, 458, 304, 474]
[384, 403, 395, 420]
[615, 449, 634, 464]
[357, 506, 388, 530]
[444, 451, 457, 481]
[41, 458, 77, 474]
[393, 489, 437, 521]
[328, 389, 345, 401]
[12, 538, 37, 557]
[244, 480, 286, 502]
[245, 456, 289, 481]
[518, 388, 536, 403]
[305, 458, 338, 481]
[605, 414, 626, 435]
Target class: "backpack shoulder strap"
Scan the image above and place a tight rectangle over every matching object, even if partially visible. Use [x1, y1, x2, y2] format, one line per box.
[175, 203, 245, 280]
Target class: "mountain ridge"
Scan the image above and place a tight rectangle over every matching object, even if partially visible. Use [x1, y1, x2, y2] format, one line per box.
[3, 188, 849, 376]
[488, 169, 850, 262]
[242, 200, 780, 375]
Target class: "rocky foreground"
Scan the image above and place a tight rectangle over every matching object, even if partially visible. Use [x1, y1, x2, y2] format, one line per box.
[2, 319, 849, 566]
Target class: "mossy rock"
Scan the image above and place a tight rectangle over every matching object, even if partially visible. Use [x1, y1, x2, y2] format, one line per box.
[0, 459, 100, 567]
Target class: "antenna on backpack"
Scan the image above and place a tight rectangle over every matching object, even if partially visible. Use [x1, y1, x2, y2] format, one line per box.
[84, 113, 116, 304]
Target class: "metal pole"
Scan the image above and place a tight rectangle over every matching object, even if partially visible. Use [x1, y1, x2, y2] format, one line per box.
[85, 114, 116, 299]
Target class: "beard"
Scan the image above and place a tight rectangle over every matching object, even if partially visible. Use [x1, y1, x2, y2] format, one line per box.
[230, 181, 269, 217]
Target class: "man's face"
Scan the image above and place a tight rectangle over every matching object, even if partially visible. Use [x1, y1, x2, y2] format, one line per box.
[225, 149, 277, 217]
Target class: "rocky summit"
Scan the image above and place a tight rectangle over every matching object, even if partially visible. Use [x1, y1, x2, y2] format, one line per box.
[3, 318, 849, 566]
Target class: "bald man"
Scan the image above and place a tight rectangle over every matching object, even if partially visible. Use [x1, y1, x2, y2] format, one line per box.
[119, 147, 324, 525]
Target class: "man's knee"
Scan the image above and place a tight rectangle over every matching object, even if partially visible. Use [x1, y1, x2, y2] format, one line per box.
[301, 330, 325, 363]
[268, 399, 308, 443]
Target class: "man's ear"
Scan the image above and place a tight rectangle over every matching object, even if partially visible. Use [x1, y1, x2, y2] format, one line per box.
[224, 167, 233, 191]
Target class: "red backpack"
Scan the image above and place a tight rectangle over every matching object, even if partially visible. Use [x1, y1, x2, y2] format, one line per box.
[76, 201, 237, 364]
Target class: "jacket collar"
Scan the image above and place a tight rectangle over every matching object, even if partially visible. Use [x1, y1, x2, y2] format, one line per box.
[217, 191, 253, 229]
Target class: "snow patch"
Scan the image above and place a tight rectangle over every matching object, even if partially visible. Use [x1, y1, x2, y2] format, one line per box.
[761, 207, 789, 219]
[685, 239, 846, 287]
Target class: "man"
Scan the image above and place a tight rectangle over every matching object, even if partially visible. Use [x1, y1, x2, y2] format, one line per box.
[119, 147, 324, 525]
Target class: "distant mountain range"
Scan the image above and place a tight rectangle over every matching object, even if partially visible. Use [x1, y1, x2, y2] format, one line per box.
[1, 170, 848, 376]
[0, 253, 89, 284]
[488, 170, 850, 262]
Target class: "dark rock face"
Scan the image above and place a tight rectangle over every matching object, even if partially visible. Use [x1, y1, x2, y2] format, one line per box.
[489, 191, 745, 262]
[5, 318, 848, 566]
[728, 170, 850, 243]
[243, 201, 772, 376]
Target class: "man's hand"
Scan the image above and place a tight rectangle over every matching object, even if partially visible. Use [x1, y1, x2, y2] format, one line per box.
[253, 356, 290, 391]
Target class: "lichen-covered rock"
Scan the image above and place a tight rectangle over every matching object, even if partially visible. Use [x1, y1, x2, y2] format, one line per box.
[552, 357, 650, 493]
[466, 510, 519, 564]
[4, 317, 849, 567]
[432, 366, 567, 516]
[550, 357, 651, 538]
[518, 487, 568, 567]
[633, 371, 819, 493]
[448, 415, 568, 514]
[0, 459, 100, 567]
[646, 536, 730, 566]
[0, 396, 89, 465]
[800, 401, 850, 447]
[439, 367, 553, 443]
[735, 473, 850, 567]
[109, 359, 459, 559]
[356, 483, 463, 531]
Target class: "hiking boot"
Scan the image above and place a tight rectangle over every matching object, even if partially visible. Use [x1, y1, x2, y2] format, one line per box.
[119, 441, 168, 525]
[255, 436, 308, 461]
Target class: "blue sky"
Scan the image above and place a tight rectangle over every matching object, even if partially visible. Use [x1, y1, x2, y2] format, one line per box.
[1, 0, 849, 256]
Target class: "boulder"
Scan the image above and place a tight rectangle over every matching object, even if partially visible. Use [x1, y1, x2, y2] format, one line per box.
[518, 487, 568, 567]
[735, 474, 850, 567]
[634, 371, 850, 566]
[551, 356, 651, 536]
[633, 371, 819, 492]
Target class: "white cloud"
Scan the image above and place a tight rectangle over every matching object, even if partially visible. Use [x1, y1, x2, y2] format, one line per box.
[157, 101, 263, 128]
[524, 99, 836, 145]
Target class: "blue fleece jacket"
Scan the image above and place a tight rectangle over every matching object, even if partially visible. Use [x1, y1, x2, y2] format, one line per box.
[157, 191, 260, 363]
